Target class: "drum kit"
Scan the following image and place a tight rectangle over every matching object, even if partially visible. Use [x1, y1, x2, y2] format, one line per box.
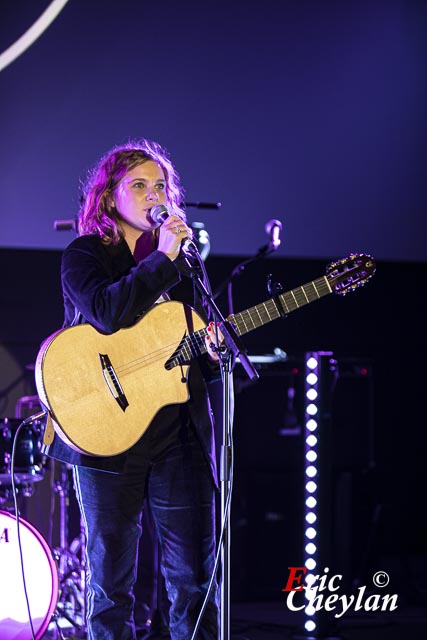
[0, 399, 86, 640]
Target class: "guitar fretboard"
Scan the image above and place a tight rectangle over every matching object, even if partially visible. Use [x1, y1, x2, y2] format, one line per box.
[231, 275, 331, 336]
[165, 275, 331, 369]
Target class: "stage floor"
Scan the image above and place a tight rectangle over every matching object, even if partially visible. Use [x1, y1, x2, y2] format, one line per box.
[41, 598, 427, 639]
[229, 600, 427, 639]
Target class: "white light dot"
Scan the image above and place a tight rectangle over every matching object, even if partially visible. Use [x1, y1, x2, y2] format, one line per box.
[306, 419, 317, 432]
[305, 542, 316, 554]
[305, 573, 316, 588]
[306, 450, 317, 462]
[306, 512, 317, 524]
[305, 619, 316, 631]
[305, 527, 317, 539]
[306, 434, 317, 447]
[306, 388, 318, 401]
[307, 403, 318, 416]
[305, 496, 317, 508]
[306, 372, 318, 385]
[306, 481, 317, 493]
[306, 465, 317, 478]
[306, 558, 316, 570]
[307, 357, 318, 370]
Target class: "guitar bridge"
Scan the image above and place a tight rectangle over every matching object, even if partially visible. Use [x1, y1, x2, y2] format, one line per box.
[99, 353, 129, 412]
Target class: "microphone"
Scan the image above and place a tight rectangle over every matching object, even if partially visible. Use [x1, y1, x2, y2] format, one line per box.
[148, 204, 171, 226]
[184, 201, 222, 210]
[149, 204, 199, 256]
[53, 218, 77, 231]
[265, 219, 282, 251]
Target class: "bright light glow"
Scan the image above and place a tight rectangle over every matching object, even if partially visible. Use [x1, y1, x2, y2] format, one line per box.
[0, 0, 70, 73]
[304, 353, 324, 635]
[306, 450, 317, 462]
[305, 481, 317, 493]
[305, 619, 316, 631]
[306, 572, 316, 584]
[306, 388, 318, 401]
[306, 419, 317, 431]
[306, 434, 317, 447]
[307, 357, 318, 370]
[307, 403, 318, 416]
[306, 512, 317, 524]
[306, 372, 318, 385]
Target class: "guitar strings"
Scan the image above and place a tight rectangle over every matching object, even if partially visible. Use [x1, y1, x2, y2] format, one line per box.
[113, 328, 208, 376]
[109, 298, 282, 377]
[112, 298, 274, 376]
[106, 293, 295, 377]
[82, 273, 359, 383]
[116, 332, 206, 375]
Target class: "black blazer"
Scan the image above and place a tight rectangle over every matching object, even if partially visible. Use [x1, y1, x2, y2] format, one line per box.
[43, 234, 218, 484]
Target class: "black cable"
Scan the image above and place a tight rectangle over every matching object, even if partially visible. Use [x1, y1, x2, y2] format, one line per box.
[190, 438, 234, 640]
[215, 245, 276, 315]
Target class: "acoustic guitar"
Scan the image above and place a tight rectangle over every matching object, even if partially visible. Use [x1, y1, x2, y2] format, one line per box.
[35, 253, 375, 456]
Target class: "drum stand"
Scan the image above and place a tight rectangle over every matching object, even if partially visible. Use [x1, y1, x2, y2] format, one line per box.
[51, 464, 87, 638]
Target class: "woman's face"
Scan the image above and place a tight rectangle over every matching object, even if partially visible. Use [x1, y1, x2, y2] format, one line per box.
[112, 160, 167, 234]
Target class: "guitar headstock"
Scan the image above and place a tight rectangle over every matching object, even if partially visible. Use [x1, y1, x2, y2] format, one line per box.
[326, 253, 376, 295]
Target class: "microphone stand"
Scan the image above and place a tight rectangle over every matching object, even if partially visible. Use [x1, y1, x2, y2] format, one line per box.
[212, 241, 277, 314]
[181, 249, 259, 640]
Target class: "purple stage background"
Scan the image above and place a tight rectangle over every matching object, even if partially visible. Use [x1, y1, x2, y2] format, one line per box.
[1, 0, 426, 261]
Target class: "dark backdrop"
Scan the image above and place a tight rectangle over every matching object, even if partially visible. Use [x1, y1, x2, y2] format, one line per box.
[1, 248, 426, 601]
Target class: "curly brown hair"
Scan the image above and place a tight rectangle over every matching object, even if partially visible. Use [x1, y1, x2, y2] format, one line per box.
[78, 138, 185, 244]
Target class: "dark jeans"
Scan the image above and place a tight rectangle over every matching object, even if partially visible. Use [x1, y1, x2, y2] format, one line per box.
[73, 420, 218, 640]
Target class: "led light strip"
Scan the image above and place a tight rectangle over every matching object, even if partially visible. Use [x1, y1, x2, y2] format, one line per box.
[303, 352, 320, 635]
[0, 0, 70, 73]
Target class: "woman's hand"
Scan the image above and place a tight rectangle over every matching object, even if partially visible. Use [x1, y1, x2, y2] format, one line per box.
[157, 214, 192, 261]
[205, 321, 224, 361]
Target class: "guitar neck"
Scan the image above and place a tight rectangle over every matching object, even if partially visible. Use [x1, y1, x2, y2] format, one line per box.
[231, 275, 332, 337]
[167, 275, 332, 368]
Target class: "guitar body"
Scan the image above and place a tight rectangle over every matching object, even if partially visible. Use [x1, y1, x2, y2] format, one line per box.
[35, 301, 205, 457]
